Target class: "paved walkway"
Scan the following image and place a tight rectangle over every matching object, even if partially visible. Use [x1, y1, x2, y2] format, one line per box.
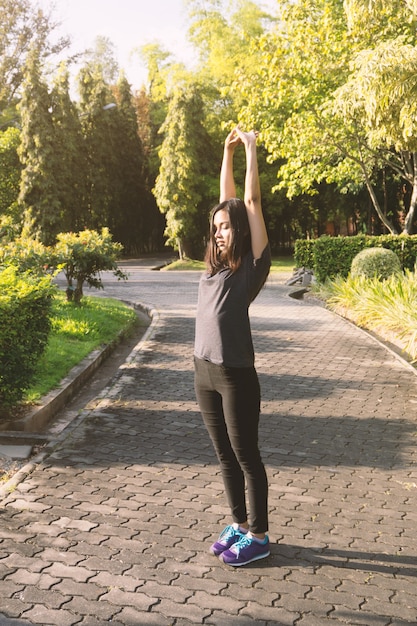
[1, 260, 417, 626]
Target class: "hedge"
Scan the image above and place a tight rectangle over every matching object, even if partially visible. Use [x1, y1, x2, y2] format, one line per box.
[0, 267, 55, 410]
[294, 234, 417, 282]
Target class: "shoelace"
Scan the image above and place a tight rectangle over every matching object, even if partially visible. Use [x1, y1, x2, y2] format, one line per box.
[220, 525, 238, 543]
[231, 534, 252, 555]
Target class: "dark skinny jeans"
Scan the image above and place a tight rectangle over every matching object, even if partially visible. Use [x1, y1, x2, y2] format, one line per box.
[194, 357, 268, 534]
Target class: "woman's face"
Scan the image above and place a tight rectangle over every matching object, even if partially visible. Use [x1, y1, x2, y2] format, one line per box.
[213, 209, 232, 253]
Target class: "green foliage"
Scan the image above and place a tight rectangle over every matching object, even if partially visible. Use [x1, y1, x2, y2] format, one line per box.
[187, 0, 272, 91]
[298, 234, 417, 282]
[50, 63, 87, 233]
[0, 0, 70, 103]
[108, 74, 153, 256]
[294, 239, 315, 269]
[322, 270, 417, 360]
[18, 47, 61, 245]
[51, 228, 127, 303]
[77, 63, 116, 229]
[0, 233, 50, 275]
[313, 235, 368, 282]
[153, 84, 215, 259]
[235, 0, 417, 235]
[0, 266, 55, 409]
[0, 127, 21, 215]
[350, 247, 402, 280]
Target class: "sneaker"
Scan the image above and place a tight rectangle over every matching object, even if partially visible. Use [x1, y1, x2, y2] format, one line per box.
[220, 532, 270, 566]
[209, 524, 246, 556]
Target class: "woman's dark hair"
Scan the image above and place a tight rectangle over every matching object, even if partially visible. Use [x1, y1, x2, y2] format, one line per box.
[204, 198, 251, 275]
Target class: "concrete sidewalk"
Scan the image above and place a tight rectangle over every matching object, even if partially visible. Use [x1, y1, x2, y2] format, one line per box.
[1, 262, 417, 625]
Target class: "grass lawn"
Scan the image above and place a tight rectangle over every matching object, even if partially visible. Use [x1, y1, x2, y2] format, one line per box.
[24, 291, 140, 404]
[162, 256, 295, 272]
[270, 256, 295, 273]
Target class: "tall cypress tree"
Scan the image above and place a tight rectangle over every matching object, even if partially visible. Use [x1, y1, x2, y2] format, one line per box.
[18, 46, 60, 245]
[110, 74, 154, 254]
[77, 63, 115, 229]
[50, 63, 87, 232]
[153, 84, 214, 259]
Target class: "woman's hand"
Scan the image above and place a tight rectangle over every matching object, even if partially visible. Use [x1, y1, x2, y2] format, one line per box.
[234, 127, 258, 148]
[224, 127, 242, 151]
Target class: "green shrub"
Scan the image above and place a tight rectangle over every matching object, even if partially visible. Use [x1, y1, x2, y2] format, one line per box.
[313, 235, 367, 282]
[0, 267, 55, 409]
[50, 228, 127, 303]
[350, 247, 402, 280]
[294, 234, 417, 282]
[0, 234, 50, 275]
[294, 239, 315, 269]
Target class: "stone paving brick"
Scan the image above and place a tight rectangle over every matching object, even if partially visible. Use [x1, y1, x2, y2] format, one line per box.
[157, 598, 212, 623]
[98, 587, 159, 612]
[78, 619, 124, 626]
[115, 606, 172, 626]
[330, 606, 392, 625]
[41, 562, 93, 582]
[21, 606, 79, 626]
[240, 602, 300, 624]
[0, 599, 33, 619]
[18, 586, 71, 608]
[362, 597, 417, 622]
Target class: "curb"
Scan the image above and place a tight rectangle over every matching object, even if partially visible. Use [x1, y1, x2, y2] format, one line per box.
[0, 302, 151, 434]
[0, 302, 160, 499]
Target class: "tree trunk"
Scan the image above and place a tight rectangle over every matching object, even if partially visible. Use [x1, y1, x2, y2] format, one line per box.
[177, 238, 184, 261]
[361, 164, 398, 234]
[178, 237, 194, 260]
[402, 153, 417, 234]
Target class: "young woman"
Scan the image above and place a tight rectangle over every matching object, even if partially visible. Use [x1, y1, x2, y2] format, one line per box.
[194, 126, 271, 567]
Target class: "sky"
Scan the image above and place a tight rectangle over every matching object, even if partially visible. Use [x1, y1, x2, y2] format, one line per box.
[40, 0, 277, 91]
[40, 0, 192, 90]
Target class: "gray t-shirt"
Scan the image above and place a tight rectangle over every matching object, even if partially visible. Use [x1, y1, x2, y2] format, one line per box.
[194, 244, 271, 368]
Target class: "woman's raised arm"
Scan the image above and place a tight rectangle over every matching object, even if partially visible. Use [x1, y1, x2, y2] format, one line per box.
[235, 127, 268, 260]
[219, 129, 241, 202]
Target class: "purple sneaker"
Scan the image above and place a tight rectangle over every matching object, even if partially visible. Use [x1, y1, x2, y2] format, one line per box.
[209, 524, 245, 556]
[220, 533, 270, 566]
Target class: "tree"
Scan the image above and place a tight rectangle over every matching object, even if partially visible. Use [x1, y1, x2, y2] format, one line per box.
[50, 63, 87, 232]
[86, 36, 119, 85]
[235, 0, 407, 235]
[77, 63, 116, 228]
[18, 46, 61, 245]
[51, 228, 127, 303]
[334, 38, 417, 234]
[0, 127, 21, 218]
[109, 73, 150, 255]
[0, 0, 69, 103]
[153, 85, 215, 259]
[187, 0, 273, 89]
[333, 1, 417, 233]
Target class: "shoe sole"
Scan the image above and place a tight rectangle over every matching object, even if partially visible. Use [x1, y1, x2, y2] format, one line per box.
[220, 549, 270, 567]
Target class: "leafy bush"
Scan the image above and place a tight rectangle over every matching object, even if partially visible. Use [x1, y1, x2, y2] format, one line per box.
[294, 239, 315, 269]
[50, 228, 127, 303]
[294, 234, 417, 282]
[0, 267, 55, 409]
[351, 247, 402, 280]
[312, 235, 368, 282]
[0, 233, 50, 275]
